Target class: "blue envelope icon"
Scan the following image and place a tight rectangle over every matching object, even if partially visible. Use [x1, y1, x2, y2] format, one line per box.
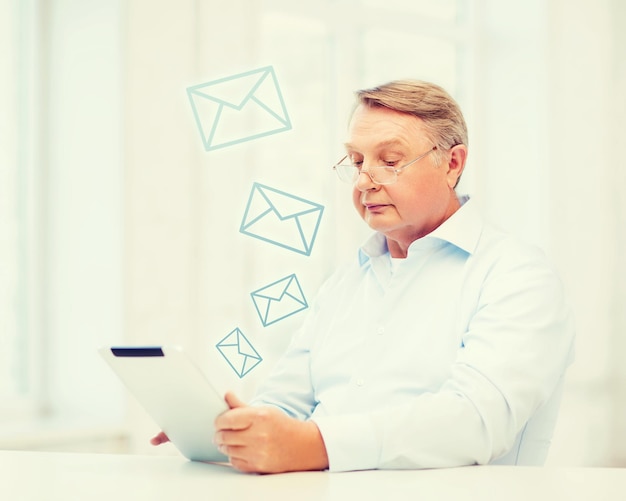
[216, 328, 262, 378]
[251, 274, 308, 327]
[186, 66, 292, 151]
[240, 183, 324, 256]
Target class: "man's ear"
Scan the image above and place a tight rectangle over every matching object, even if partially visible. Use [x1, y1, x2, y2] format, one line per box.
[445, 144, 468, 189]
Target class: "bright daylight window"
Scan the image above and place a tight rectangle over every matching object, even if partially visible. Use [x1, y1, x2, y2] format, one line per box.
[0, 0, 40, 420]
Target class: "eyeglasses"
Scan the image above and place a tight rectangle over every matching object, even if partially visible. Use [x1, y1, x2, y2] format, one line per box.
[332, 146, 437, 185]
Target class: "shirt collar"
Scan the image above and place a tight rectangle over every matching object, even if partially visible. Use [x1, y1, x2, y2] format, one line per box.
[358, 195, 483, 265]
[427, 196, 483, 255]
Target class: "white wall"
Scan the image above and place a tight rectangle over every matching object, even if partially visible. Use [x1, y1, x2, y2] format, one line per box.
[472, 0, 626, 466]
[544, 0, 624, 466]
[548, 0, 615, 385]
[609, 0, 626, 466]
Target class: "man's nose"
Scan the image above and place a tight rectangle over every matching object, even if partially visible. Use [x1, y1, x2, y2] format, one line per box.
[354, 169, 377, 191]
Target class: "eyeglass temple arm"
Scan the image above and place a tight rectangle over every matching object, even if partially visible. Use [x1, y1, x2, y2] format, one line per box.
[334, 155, 348, 167]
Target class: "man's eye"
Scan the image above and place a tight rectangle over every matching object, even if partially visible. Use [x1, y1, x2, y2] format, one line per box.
[351, 160, 363, 168]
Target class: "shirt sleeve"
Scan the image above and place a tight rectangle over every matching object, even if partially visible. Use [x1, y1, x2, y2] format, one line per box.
[312, 243, 575, 471]
[248, 280, 327, 420]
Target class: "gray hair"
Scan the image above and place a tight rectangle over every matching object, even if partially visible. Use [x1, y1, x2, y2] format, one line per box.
[355, 80, 468, 166]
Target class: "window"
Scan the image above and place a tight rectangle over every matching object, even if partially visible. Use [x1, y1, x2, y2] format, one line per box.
[0, 0, 40, 420]
[1, 0, 125, 434]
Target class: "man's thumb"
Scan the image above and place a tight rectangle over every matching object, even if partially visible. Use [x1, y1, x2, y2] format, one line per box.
[224, 391, 247, 409]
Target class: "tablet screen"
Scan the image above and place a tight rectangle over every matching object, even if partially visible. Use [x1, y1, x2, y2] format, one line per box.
[99, 345, 229, 462]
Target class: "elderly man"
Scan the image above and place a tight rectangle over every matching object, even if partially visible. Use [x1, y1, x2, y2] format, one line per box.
[154, 80, 575, 474]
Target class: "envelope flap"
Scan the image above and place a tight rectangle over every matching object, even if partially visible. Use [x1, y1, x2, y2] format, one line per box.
[285, 276, 307, 306]
[237, 331, 261, 358]
[191, 69, 267, 109]
[217, 330, 238, 346]
[253, 275, 293, 301]
[251, 68, 289, 122]
[258, 184, 322, 219]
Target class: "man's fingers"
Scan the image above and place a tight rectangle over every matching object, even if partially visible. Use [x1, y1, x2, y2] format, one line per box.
[215, 392, 252, 431]
[227, 454, 254, 473]
[150, 431, 170, 446]
[225, 391, 247, 409]
[215, 407, 254, 431]
[218, 443, 263, 474]
[216, 429, 253, 448]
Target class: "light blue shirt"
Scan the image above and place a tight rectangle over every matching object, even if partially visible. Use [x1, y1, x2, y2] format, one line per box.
[252, 197, 575, 471]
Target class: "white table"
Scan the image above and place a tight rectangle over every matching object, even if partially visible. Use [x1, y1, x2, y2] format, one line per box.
[2, 450, 625, 500]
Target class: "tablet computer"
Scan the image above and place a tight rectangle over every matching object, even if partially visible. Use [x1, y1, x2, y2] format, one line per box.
[99, 345, 229, 462]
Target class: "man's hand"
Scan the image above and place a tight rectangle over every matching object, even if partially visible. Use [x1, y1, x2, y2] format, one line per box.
[214, 391, 329, 474]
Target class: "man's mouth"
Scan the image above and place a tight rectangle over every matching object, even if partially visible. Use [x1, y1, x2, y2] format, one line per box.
[364, 203, 389, 212]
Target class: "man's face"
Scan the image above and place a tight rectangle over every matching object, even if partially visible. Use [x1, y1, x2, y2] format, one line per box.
[345, 104, 464, 253]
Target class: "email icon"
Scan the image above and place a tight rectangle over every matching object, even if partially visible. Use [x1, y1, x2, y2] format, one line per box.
[240, 183, 324, 256]
[216, 328, 262, 378]
[251, 273, 308, 327]
[186, 66, 292, 151]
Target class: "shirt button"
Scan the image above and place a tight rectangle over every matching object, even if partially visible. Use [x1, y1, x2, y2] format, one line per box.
[355, 378, 365, 387]
[377, 326, 385, 335]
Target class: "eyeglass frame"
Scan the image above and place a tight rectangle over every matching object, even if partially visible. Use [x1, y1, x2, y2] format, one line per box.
[332, 145, 438, 185]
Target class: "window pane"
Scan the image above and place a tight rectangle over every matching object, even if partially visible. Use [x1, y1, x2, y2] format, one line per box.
[0, 0, 20, 400]
[0, 0, 36, 412]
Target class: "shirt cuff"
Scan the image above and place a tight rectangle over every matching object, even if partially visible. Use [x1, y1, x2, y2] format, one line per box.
[311, 413, 380, 472]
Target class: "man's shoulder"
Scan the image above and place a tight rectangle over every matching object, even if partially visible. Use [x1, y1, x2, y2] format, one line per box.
[471, 221, 561, 286]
